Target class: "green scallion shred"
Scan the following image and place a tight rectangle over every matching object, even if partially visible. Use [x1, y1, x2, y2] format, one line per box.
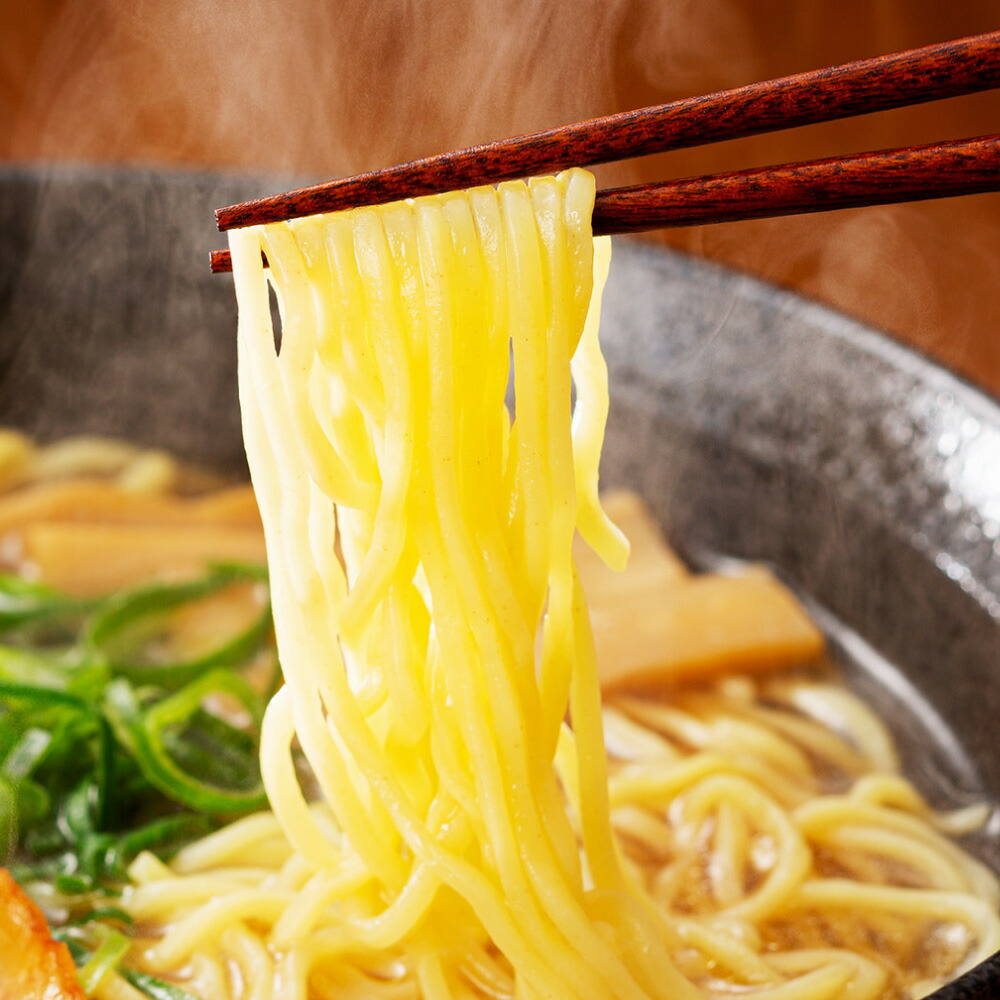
[105, 671, 267, 813]
[77, 924, 131, 993]
[86, 565, 272, 691]
[0, 574, 96, 641]
[121, 968, 204, 1000]
[1, 560, 276, 973]
[3, 726, 52, 779]
[54, 873, 93, 895]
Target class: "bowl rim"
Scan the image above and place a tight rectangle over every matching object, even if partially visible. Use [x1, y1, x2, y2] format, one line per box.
[2, 161, 998, 999]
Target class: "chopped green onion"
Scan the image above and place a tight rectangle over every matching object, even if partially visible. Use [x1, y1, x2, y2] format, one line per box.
[86, 566, 271, 691]
[2, 561, 277, 968]
[3, 726, 52, 778]
[105, 672, 266, 814]
[57, 920, 202, 1000]
[104, 814, 211, 879]
[0, 679, 92, 712]
[76, 924, 131, 993]
[0, 645, 86, 691]
[0, 777, 15, 859]
[67, 905, 134, 928]
[121, 968, 204, 1000]
[0, 574, 95, 638]
[54, 873, 93, 895]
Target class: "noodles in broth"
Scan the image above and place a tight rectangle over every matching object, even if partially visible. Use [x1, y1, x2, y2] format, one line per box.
[1, 169, 997, 1000]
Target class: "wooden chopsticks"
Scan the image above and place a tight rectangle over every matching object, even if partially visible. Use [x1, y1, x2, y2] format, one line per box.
[591, 134, 1000, 234]
[211, 31, 1000, 272]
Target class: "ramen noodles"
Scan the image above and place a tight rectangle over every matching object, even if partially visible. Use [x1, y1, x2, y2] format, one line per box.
[0, 170, 997, 1000]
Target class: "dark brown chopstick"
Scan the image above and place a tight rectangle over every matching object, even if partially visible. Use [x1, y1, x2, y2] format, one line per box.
[592, 134, 1000, 235]
[215, 30, 1000, 232]
[209, 135, 1000, 273]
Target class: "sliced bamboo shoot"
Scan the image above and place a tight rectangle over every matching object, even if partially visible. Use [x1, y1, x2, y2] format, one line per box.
[19, 522, 267, 596]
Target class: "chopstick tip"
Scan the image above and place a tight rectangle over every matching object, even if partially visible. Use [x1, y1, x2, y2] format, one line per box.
[210, 248, 270, 274]
[210, 249, 233, 273]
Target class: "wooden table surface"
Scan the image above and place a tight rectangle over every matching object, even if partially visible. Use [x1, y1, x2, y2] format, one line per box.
[3, 0, 999, 395]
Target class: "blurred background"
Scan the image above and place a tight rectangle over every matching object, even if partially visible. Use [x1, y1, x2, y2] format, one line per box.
[2, 0, 999, 393]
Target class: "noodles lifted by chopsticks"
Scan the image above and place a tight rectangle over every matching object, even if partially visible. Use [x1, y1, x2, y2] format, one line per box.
[108, 170, 1000, 1000]
[231, 168, 677, 1000]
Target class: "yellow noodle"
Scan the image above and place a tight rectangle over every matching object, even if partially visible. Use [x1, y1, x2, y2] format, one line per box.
[673, 693, 819, 778]
[143, 889, 294, 968]
[672, 919, 776, 983]
[128, 850, 176, 885]
[269, 862, 372, 946]
[726, 963, 854, 1000]
[170, 813, 288, 872]
[125, 662, 1000, 1000]
[234, 174, 632, 1000]
[765, 951, 887, 1000]
[850, 773, 994, 837]
[280, 944, 325, 1000]
[674, 774, 811, 921]
[92, 972, 150, 1000]
[790, 879, 1000, 962]
[710, 800, 749, 907]
[185, 953, 233, 1000]
[766, 681, 899, 773]
[720, 699, 870, 778]
[125, 874, 283, 922]
[795, 797, 993, 892]
[602, 706, 682, 763]
[223, 924, 275, 1000]
[107, 171, 1000, 1000]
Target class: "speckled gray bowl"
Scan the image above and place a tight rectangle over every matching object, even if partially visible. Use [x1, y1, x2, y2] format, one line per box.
[1, 166, 999, 998]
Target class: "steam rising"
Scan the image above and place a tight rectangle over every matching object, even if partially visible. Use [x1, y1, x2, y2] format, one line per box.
[3, 0, 1000, 390]
[8, 0, 646, 174]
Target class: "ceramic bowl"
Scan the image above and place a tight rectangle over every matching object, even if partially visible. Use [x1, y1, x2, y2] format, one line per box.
[1, 165, 998, 997]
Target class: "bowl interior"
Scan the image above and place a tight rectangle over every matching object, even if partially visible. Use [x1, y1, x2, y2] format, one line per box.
[2, 164, 999, 996]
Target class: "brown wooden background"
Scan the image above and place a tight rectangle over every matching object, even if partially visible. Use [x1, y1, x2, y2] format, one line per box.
[2, 1, 999, 394]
